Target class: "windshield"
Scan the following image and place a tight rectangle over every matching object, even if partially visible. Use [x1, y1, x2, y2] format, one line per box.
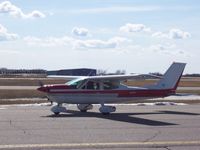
[65, 78, 84, 87]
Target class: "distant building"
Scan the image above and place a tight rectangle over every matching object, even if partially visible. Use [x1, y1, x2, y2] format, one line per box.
[47, 68, 96, 76]
[0, 68, 46, 75]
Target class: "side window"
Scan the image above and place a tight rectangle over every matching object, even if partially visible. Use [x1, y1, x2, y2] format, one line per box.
[103, 82, 112, 89]
[103, 81, 119, 90]
[86, 81, 100, 90]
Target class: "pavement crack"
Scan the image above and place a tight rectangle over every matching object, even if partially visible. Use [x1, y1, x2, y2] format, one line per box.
[8, 120, 28, 135]
[143, 130, 161, 142]
[164, 147, 171, 150]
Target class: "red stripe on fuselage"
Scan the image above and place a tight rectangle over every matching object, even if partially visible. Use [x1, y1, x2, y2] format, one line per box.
[46, 88, 174, 98]
[118, 89, 174, 97]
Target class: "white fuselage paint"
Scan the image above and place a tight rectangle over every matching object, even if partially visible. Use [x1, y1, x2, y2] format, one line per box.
[48, 93, 157, 104]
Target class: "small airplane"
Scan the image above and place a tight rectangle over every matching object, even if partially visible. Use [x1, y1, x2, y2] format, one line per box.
[38, 62, 186, 115]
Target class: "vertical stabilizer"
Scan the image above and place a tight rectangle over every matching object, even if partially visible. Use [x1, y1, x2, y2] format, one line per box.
[148, 62, 186, 90]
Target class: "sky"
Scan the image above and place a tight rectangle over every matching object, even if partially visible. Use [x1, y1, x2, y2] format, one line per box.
[0, 0, 200, 74]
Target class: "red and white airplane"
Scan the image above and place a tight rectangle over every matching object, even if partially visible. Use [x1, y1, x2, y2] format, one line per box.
[38, 62, 186, 115]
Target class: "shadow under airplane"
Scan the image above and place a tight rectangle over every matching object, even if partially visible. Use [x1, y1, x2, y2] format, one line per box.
[43, 109, 199, 126]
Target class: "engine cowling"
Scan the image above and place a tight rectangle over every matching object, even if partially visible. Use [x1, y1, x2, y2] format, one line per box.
[77, 104, 93, 112]
[99, 105, 116, 115]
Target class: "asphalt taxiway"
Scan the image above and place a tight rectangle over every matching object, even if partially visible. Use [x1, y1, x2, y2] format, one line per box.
[0, 104, 200, 149]
[0, 86, 200, 90]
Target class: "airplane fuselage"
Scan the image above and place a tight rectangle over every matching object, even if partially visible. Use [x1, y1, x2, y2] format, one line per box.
[41, 85, 175, 104]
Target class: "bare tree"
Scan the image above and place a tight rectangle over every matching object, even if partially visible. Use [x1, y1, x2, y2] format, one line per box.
[115, 69, 126, 75]
[97, 69, 107, 75]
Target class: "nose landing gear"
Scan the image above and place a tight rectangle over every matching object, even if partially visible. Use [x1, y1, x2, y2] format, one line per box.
[51, 104, 67, 115]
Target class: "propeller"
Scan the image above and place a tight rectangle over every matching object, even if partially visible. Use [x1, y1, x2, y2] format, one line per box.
[38, 80, 44, 87]
[37, 81, 53, 105]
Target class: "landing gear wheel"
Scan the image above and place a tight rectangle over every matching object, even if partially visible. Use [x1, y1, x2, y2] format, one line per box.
[51, 104, 67, 115]
[77, 104, 93, 112]
[80, 110, 87, 112]
[99, 105, 116, 115]
[102, 112, 110, 115]
[54, 112, 60, 115]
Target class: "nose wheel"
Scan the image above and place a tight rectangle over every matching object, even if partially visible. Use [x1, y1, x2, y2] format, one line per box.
[54, 112, 60, 115]
[51, 104, 67, 115]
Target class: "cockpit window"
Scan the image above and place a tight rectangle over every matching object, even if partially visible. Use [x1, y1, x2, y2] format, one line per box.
[66, 78, 119, 90]
[85, 81, 99, 90]
[103, 81, 119, 89]
[65, 78, 84, 88]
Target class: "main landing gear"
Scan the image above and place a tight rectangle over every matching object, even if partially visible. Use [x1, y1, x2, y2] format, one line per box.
[51, 104, 94, 115]
[99, 104, 116, 115]
[77, 104, 93, 112]
[77, 103, 116, 115]
[50, 103, 116, 115]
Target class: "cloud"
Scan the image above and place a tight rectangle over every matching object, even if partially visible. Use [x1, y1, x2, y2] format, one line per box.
[0, 49, 21, 54]
[120, 23, 151, 33]
[149, 44, 188, 56]
[74, 37, 129, 50]
[23, 36, 74, 47]
[27, 10, 46, 18]
[152, 31, 168, 38]
[72, 27, 89, 37]
[69, 6, 161, 14]
[152, 28, 191, 39]
[24, 35, 129, 50]
[169, 29, 191, 39]
[0, 1, 45, 19]
[150, 44, 173, 52]
[120, 23, 190, 40]
[69, 6, 195, 14]
[75, 39, 116, 49]
[75, 37, 127, 49]
[0, 24, 19, 41]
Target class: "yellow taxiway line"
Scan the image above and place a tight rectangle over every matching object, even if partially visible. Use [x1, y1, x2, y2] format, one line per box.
[0, 140, 200, 149]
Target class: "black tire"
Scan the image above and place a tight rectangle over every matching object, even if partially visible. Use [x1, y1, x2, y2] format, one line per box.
[80, 110, 87, 112]
[54, 112, 60, 115]
[102, 112, 110, 115]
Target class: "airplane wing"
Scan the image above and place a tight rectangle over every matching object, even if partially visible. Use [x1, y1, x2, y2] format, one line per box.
[47, 75, 87, 80]
[47, 74, 161, 82]
[87, 74, 161, 81]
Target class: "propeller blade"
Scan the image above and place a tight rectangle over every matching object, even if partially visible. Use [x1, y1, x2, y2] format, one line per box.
[39, 80, 44, 86]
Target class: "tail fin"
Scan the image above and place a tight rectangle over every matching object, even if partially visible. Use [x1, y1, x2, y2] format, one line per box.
[148, 62, 186, 90]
